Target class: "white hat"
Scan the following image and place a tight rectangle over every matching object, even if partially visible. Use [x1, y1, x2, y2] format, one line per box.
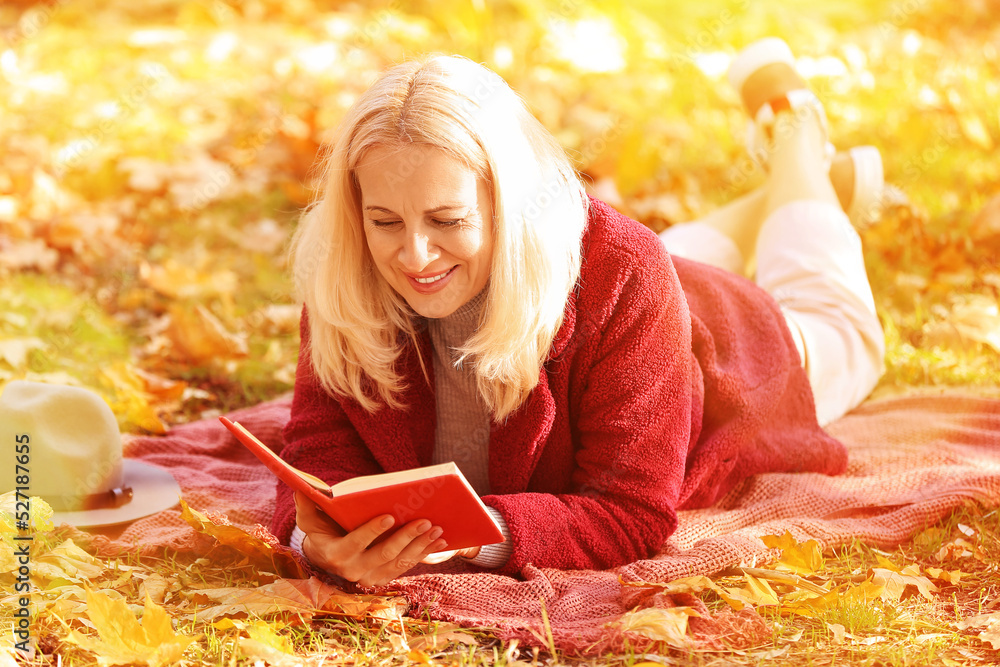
[0, 380, 181, 527]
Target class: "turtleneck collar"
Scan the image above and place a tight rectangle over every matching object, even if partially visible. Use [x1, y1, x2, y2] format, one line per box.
[429, 287, 488, 327]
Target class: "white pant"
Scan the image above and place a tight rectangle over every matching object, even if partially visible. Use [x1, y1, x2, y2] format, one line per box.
[659, 200, 885, 426]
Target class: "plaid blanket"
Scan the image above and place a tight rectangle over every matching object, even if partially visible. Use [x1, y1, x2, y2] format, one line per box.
[62, 390, 1000, 653]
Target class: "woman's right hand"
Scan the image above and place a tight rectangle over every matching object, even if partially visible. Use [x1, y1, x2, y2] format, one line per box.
[293, 491, 448, 587]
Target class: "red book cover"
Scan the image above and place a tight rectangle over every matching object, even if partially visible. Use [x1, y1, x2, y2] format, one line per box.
[219, 416, 505, 551]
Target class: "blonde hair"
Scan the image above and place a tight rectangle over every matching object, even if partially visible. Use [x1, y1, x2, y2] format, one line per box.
[290, 55, 588, 421]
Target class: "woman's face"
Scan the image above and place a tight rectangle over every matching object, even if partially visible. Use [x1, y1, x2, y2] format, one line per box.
[356, 143, 494, 319]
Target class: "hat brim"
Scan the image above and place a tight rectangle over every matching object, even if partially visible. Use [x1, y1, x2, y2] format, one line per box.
[51, 459, 181, 528]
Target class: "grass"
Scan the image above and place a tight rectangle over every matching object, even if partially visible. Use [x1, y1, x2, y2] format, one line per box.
[9, 500, 995, 666]
[1, 0, 999, 664]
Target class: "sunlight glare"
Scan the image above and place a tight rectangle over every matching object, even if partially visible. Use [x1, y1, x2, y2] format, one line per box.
[95, 101, 120, 119]
[295, 43, 339, 74]
[128, 29, 185, 47]
[918, 85, 941, 106]
[549, 17, 626, 73]
[694, 51, 730, 79]
[796, 56, 848, 78]
[206, 32, 239, 62]
[493, 44, 514, 70]
[842, 43, 867, 70]
[1, 50, 19, 77]
[902, 31, 923, 56]
[24, 72, 67, 94]
[323, 16, 354, 40]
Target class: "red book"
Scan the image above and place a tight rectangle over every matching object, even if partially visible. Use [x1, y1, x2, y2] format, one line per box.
[219, 416, 505, 551]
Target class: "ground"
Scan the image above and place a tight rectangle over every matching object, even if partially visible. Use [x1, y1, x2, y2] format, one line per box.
[0, 0, 998, 664]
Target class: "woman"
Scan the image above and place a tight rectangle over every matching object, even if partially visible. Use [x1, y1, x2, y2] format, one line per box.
[271, 42, 885, 587]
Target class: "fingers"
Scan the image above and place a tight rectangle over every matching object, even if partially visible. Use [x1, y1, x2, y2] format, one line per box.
[295, 497, 345, 544]
[345, 518, 447, 588]
[293, 499, 449, 586]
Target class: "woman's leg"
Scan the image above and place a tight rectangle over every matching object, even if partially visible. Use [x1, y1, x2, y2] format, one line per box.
[658, 188, 767, 277]
[660, 107, 885, 425]
[756, 111, 885, 426]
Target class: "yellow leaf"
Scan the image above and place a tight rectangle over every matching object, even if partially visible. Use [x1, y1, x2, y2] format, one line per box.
[165, 303, 248, 364]
[615, 607, 699, 649]
[840, 579, 885, 604]
[742, 573, 780, 606]
[246, 619, 295, 654]
[781, 586, 842, 618]
[32, 539, 105, 583]
[407, 649, 432, 663]
[869, 567, 937, 602]
[874, 554, 901, 572]
[65, 589, 199, 667]
[761, 531, 824, 576]
[237, 638, 302, 667]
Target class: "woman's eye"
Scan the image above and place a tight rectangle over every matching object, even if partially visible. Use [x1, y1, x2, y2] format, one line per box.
[370, 219, 400, 228]
[434, 218, 464, 226]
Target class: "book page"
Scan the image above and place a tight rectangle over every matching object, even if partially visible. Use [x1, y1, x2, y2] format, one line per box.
[330, 461, 465, 496]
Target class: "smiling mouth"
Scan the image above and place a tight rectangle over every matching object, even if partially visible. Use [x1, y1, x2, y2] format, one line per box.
[413, 267, 456, 284]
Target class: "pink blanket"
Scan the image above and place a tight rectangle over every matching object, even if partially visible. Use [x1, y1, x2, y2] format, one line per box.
[65, 390, 1000, 653]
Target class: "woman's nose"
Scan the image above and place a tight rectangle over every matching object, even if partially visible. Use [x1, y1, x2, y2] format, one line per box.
[400, 229, 437, 269]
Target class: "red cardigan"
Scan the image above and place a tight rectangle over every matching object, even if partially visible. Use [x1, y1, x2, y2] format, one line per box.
[271, 198, 847, 575]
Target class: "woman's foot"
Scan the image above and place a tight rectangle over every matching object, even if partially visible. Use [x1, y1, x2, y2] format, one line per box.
[728, 37, 834, 168]
[829, 147, 884, 230]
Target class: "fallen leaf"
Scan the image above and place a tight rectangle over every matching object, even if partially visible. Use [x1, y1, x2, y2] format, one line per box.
[615, 606, 699, 649]
[164, 303, 248, 363]
[32, 539, 105, 583]
[64, 589, 200, 666]
[237, 638, 304, 667]
[925, 567, 963, 585]
[957, 612, 1000, 631]
[839, 579, 887, 605]
[139, 573, 169, 605]
[245, 619, 295, 654]
[742, 572, 780, 606]
[869, 567, 937, 602]
[0, 337, 47, 368]
[826, 622, 846, 644]
[761, 531, 823, 576]
[141, 259, 238, 300]
[407, 649, 432, 664]
[0, 238, 59, 272]
[187, 576, 407, 623]
[408, 630, 480, 651]
[980, 625, 1000, 650]
[179, 500, 307, 579]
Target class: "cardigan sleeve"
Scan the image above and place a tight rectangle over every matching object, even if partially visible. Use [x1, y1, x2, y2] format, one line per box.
[269, 308, 385, 546]
[484, 236, 694, 573]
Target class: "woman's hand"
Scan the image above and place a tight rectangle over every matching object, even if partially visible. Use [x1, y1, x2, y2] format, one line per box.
[293, 491, 448, 587]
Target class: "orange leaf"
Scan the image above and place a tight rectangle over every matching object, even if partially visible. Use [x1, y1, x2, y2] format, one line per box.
[179, 499, 307, 579]
[187, 576, 407, 623]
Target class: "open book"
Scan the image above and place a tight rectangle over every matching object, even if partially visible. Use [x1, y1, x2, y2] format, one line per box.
[219, 416, 505, 551]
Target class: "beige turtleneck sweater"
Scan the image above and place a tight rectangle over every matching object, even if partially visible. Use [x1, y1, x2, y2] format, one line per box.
[290, 289, 513, 568]
[426, 289, 492, 495]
